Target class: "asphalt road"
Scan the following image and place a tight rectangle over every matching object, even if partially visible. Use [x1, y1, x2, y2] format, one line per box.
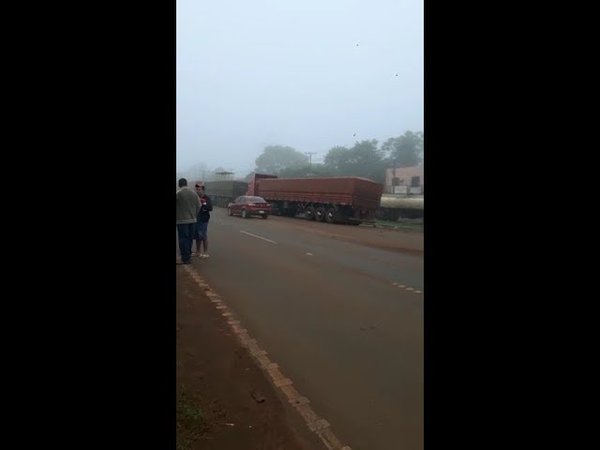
[179, 208, 423, 450]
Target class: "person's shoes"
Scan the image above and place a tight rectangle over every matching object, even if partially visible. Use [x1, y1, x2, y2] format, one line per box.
[176, 260, 192, 265]
[200, 253, 210, 258]
[192, 252, 200, 257]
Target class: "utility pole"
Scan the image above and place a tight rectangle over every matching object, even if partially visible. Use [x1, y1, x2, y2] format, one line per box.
[304, 152, 317, 167]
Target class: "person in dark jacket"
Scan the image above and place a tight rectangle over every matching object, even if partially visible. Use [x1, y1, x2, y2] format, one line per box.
[193, 184, 213, 258]
[176, 178, 201, 264]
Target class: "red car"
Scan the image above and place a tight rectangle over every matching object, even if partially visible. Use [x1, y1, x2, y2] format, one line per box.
[227, 196, 271, 219]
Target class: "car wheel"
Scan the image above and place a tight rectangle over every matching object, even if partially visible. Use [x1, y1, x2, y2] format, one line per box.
[241, 209, 248, 219]
[228, 207, 233, 216]
[261, 214, 268, 219]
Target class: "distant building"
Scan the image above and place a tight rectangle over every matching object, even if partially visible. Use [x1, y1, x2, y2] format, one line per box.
[385, 165, 424, 195]
[214, 171, 234, 181]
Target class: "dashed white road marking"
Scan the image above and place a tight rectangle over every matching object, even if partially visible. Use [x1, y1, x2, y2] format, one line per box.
[393, 282, 423, 295]
[306, 252, 313, 256]
[182, 265, 351, 450]
[240, 230, 278, 244]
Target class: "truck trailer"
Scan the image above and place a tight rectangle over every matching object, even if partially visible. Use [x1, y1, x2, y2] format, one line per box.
[247, 174, 383, 224]
[202, 180, 248, 208]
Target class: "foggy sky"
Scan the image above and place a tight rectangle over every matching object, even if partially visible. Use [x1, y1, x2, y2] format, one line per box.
[177, 0, 423, 177]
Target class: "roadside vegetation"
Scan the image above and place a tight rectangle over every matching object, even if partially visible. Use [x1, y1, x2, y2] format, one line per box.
[176, 393, 207, 450]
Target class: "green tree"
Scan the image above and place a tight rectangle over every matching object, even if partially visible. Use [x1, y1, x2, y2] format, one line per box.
[279, 163, 336, 178]
[382, 131, 424, 167]
[323, 140, 386, 183]
[323, 146, 349, 175]
[255, 145, 308, 175]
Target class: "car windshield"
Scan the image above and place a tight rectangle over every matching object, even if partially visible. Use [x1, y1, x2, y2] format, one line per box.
[245, 197, 266, 203]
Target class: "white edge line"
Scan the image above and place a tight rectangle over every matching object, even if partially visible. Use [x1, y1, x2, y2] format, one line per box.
[182, 265, 350, 450]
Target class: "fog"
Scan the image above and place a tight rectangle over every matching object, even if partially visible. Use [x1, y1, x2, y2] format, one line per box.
[177, 0, 423, 178]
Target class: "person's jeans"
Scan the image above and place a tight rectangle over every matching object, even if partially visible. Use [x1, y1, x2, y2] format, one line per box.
[177, 223, 195, 263]
[195, 221, 208, 241]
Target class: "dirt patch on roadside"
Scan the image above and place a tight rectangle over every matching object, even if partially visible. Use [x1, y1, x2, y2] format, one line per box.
[307, 222, 423, 255]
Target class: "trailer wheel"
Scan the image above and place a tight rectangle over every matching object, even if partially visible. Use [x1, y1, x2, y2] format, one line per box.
[241, 209, 248, 219]
[315, 206, 326, 222]
[326, 207, 336, 223]
[306, 206, 316, 221]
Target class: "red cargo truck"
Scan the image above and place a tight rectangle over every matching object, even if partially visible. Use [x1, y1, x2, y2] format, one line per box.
[246, 173, 383, 224]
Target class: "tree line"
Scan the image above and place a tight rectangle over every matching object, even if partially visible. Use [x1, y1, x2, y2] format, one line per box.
[250, 131, 423, 184]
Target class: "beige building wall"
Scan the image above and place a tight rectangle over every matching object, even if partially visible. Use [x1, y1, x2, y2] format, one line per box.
[385, 166, 424, 194]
